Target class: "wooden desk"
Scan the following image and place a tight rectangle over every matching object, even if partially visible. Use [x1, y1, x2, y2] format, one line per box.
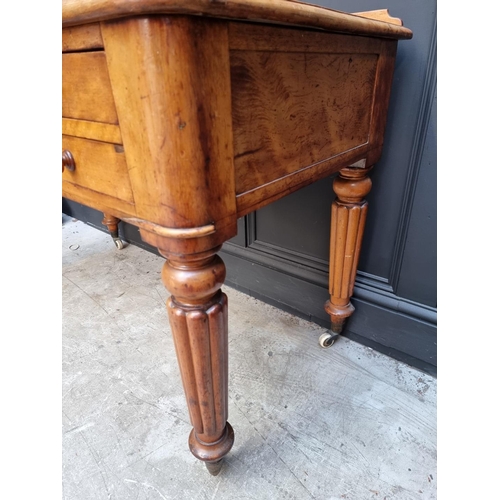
[62, 0, 412, 475]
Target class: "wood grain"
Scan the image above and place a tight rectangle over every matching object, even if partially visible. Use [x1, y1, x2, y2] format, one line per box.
[121, 218, 215, 239]
[352, 9, 403, 26]
[62, 23, 103, 51]
[62, 0, 412, 40]
[62, 135, 135, 203]
[231, 50, 377, 195]
[62, 51, 118, 124]
[229, 23, 397, 216]
[162, 248, 234, 471]
[366, 41, 398, 167]
[325, 167, 372, 333]
[62, 118, 122, 144]
[228, 22, 384, 53]
[101, 16, 237, 255]
[62, 181, 136, 219]
[235, 146, 371, 217]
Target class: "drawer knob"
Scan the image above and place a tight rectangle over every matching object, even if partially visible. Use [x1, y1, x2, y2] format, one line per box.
[62, 150, 76, 172]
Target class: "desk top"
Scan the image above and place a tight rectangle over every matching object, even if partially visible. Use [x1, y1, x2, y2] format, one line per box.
[62, 0, 412, 40]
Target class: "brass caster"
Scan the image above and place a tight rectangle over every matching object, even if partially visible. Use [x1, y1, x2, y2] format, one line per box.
[113, 238, 125, 250]
[205, 459, 223, 476]
[319, 332, 337, 348]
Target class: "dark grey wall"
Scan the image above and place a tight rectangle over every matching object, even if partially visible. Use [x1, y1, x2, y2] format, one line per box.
[63, 0, 437, 375]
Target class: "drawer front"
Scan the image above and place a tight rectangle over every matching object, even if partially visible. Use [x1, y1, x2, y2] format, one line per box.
[62, 51, 118, 124]
[62, 24, 103, 52]
[62, 135, 134, 205]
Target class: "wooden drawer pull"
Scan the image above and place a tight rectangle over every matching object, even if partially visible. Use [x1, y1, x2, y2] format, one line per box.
[62, 150, 76, 172]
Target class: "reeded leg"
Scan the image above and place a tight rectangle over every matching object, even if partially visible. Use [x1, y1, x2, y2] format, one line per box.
[324, 166, 372, 334]
[161, 246, 234, 475]
[102, 213, 124, 250]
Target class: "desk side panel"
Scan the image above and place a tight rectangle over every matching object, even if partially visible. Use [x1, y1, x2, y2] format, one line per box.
[229, 24, 396, 216]
[231, 50, 377, 188]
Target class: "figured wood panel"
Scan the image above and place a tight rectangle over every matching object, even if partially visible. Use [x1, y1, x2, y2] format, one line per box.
[231, 50, 378, 196]
[62, 23, 103, 51]
[62, 135, 134, 204]
[62, 51, 118, 124]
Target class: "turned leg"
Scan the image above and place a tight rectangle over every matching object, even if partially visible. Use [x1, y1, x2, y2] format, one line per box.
[161, 246, 234, 475]
[102, 213, 125, 250]
[324, 166, 372, 337]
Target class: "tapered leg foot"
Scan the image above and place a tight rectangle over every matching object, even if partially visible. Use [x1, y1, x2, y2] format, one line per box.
[324, 302, 355, 333]
[325, 166, 372, 334]
[205, 459, 224, 476]
[188, 422, 234, 463]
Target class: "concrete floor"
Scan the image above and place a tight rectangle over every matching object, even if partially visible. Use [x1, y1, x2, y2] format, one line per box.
[62, 215, 436, 500]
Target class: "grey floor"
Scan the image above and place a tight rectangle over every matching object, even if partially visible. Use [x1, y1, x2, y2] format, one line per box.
[62, 215, 437, 500]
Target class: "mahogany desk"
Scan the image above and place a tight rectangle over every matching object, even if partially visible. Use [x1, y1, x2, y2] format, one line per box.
[62, 0, 412, 475]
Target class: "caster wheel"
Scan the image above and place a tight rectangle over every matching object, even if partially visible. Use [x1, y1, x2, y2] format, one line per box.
[113, 238, 125, 250]
[319, 332, 336, 348]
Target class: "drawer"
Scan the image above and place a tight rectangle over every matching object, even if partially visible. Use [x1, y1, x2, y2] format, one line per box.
[62, 135, 134, 205]
[62, 51, 118, 124]
[62, 23, 103, 52]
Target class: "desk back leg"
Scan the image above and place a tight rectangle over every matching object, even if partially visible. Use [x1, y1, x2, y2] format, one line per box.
[101, 213, 125, 250]
[324, 166, 372, 334]
[160, 245, 234, 475]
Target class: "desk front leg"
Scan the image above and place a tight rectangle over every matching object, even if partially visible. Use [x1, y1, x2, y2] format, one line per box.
[325, 166, 372, 335]
[161, 246, 234, 475]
